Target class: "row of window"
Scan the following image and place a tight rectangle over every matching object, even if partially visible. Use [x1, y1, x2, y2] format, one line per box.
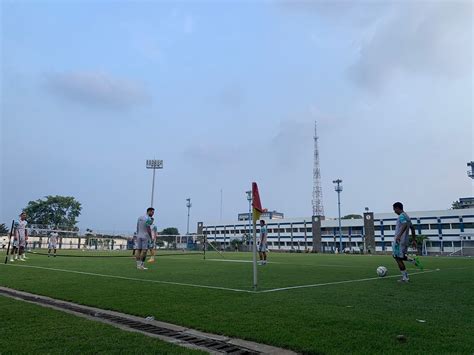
[204, 222, 474, 235]
[375, 223, 474, 231]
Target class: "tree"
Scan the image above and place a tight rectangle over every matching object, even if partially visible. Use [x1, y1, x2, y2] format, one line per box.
[410, 234, 429, 254]
[230, 238, 243, 251]
[160, 227, 179, 243]
[342, 214, 363, 219]
[0, 223, 9, 234]
[451, 201, 462, 209]
[23, 195, 82, 228]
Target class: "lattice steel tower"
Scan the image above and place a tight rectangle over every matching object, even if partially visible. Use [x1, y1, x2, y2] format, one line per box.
[312, 121, 325, 217]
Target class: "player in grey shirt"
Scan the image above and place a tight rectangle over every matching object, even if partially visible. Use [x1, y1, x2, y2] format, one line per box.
[392, 202, 423, 282]
[135, 207, 154, 270]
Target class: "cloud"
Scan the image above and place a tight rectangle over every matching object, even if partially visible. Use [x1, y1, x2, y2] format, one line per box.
[183, 143, 241, 167]
[348, 2, 473, 91]
[276, 0, 388, 27]
[46, 71, 151, 109]
[215, 85, 246, 111]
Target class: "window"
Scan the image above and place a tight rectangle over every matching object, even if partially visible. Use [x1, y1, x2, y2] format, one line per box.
[451, 223, 461, 229]
[383, 225, 391, 231]
[285, 228, 292, 233]
[429, 224, 439, 230]
[306, 228, 312, 232]
[374, 226, 381, 231]
[419, 224, 430, 230]
[463, 222, 474, 229]
[441, 224, 451, 230]
[299, 228, 306, 232]
[293, 228, 299, 232]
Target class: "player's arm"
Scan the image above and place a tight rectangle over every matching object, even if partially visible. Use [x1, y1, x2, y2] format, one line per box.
[410, 224, 417, 248]
[145, 218, 153, 238]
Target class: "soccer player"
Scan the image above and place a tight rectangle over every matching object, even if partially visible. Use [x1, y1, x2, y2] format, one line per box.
[135, 207, 154, 270]
[11, 212, 28, 262]
[48, 230, 59, 257]
[147, 223, 158, 263]
[392, 202, 423, 282]
[258, 220, 268, 265]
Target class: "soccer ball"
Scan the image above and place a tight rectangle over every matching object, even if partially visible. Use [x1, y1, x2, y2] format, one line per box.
[377, 266, 388, 277]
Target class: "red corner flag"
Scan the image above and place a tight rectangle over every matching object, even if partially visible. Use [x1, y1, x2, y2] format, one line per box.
[252, 182, 263, 222]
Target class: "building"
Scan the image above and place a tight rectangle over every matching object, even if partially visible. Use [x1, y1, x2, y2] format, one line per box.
[199, 208, 474, 255]
[237, 210, 284, 221]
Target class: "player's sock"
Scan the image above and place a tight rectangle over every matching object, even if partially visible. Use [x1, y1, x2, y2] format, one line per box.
[402, 271, 409, 280]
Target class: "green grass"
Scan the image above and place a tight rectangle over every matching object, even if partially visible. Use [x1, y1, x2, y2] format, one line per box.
[1, 250, 473, 354]
[0, 295, 204, 354]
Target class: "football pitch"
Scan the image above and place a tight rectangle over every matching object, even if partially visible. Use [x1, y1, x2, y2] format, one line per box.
[1, 251, 473, 354]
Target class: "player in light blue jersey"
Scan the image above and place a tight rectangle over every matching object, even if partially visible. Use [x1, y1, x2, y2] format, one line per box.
[135, 207, 154, 270]
[392, 202, 423, 282]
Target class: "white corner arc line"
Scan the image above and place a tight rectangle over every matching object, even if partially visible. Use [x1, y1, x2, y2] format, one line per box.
[259, 269, 439, 293]
[2, 264, 256, 294]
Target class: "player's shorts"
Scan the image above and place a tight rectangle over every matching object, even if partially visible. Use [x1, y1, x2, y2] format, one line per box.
[258, 243, 267, 253]
[14, 237, 26, 248]
[136, 237, 148, 250]
[392, 243, 408, 259]
[48, 243, 58, 249]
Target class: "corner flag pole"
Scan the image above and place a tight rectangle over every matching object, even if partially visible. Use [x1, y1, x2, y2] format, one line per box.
[4, 220, 15, 264]
[252, 215, 257, 290]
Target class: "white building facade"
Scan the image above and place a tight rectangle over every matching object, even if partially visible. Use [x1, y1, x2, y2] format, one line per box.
[201, 208, 474, 255]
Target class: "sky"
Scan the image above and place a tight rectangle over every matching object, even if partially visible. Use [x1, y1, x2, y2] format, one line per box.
[1, 0, 473, 234]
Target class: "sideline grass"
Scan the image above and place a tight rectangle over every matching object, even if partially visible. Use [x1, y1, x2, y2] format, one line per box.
[0, 295, 204, 354]
[1, 251, 473, 354]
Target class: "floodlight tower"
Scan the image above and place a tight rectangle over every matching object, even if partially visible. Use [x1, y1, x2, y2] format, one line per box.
[468, 161, 474, 179]
[146, 159, 163, 207]
[312, 122, 325, 217]
[186, 198, 192, 235]
[333, 179, 343, 252]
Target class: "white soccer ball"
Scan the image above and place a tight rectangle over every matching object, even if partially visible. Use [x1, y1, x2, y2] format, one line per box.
[377, 266, 388, 277]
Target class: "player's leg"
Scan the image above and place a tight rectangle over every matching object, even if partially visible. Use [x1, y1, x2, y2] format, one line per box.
[19, 246, 25, 261]
[10, 245, 16, 262]
[140, 249, 148, 269]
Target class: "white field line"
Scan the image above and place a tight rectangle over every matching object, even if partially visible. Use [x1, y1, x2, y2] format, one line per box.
[2, 264, 256, 294]
[259, 269, 440, 293]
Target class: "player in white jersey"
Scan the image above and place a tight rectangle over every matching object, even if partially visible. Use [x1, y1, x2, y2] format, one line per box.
[48, 231, 59, 257]
[11, 212, 28, 262]
[135, 207, 154, 270]
[258, 220, 268, 265]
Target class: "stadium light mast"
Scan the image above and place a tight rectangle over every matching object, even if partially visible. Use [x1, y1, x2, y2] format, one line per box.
[146, 159, 163, 208]
[246, 190, 252, 248]
[333, 179, 343, 252]
[468, 161, 474, 179]
[186, 198, 192, 235]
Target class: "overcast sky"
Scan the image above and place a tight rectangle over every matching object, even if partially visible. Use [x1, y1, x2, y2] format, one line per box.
[1, 0, 473, 234]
